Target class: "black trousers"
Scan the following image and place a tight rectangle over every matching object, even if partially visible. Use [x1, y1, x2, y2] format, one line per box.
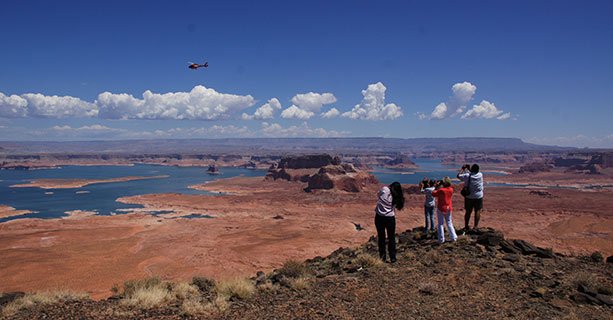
[374, 214, 396, 260]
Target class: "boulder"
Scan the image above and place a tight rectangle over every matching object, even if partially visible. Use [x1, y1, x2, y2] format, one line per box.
[476, 230, 504, 247]
[0, 292, 25, 307]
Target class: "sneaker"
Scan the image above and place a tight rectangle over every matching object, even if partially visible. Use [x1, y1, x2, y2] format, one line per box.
[390, 258, 397, 263]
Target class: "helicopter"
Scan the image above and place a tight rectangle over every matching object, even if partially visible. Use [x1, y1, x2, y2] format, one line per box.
[188, 61, 208, 70]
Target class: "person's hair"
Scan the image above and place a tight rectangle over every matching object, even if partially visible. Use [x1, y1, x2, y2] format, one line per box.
[429, 179, 435, 187]
[443, 177, 452, 187]
[389, 182, 405, 210]
[470, 164, 480, 173]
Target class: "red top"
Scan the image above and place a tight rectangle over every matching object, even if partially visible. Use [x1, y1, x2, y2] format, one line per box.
[432, 186, 453, 213]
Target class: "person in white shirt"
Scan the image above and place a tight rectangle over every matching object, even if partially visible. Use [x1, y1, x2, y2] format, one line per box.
[374, 181, 405, 263]
[420, 178, 436, 233]
[457, 163, 484, 232]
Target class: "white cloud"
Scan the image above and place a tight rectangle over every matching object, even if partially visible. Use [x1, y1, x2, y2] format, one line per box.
[280, 92, 336, 120]
[1, 92, 97, 118]
[430, 102, 448, 120]
[241, 98, 282, 120]
[22, 93, 98, 118]
[451, 81, 477, 106]
[261, 122, 349, 137]
[497, 112, 511, 120]
[0, 92, 28, 118]
[96, 85, 255, 120]
[280, 105, 315, 120]
[341, 82, 403, 120]
[321, 107, 340, 119]
[428, 81, 476, 120]
[415, 112, 427, 120]
[291, 92, 336, 112]
[50, 124, 124, 133]
[461, 100, 510, 120]
[44, 124, 254, 139]
[425, 81, 511, 121]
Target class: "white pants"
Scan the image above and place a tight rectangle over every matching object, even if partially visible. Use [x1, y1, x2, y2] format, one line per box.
[437, 208, 457, 243]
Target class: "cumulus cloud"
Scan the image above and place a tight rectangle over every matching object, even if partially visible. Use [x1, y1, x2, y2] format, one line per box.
[461, 100, 510, 120]
[241, 98, 282, 120]
[1, 92, 96, 118]
[426, 81, 511, 120]
[0, 92, 28, 118]
[22, 93, 98, 118]
[280, 105, 315, 120]
[341, 82, 402, 120]
[280, 92, 336, 120]
[96, 85, 255, 120]
[415, 112, 427, 120]
[429, 81, 476, 120]
[451, 82, 477, 106]
[51, 124, 121, 132]
[321, 108, 340, 119]
[430, 103, 448, 120]
[261, 122, 349, 137]
[45, 124, 254, 140]
[291, 92, 336, 112]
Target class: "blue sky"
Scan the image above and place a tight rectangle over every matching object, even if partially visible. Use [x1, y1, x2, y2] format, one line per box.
[0, 0, 612, 147]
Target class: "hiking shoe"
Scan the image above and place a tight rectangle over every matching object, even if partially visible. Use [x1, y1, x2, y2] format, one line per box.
[390, 258, 397, 263]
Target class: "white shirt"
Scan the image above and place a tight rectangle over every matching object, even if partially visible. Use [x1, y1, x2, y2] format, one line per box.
[457, 172, 484, 199]
[375, 186, 395, 217]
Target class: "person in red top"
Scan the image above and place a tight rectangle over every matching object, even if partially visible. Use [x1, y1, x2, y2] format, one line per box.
[431, 177, 458, 243]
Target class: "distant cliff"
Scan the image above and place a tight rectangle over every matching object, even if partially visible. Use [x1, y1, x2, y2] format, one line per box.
[0, 137, 576, 155]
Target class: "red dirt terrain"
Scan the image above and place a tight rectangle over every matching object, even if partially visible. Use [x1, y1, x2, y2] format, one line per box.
[0, 175, 611, 303]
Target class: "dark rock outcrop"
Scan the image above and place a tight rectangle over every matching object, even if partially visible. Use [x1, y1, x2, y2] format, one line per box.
[306, 165, 378, 192]
[519, 162, 552, 173]
[278, 154, 335, 169]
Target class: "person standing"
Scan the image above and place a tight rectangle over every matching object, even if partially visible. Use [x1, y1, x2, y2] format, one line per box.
[431, 177, 458, 243]
[457, 163, 484, 232]
[374, 181, 405, 263]
[420, 178, 436, 233]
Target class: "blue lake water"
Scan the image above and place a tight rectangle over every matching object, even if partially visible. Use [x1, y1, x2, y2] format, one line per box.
[371, 158, 506, 185]
[0, 165, 265, 222]
[0, 159, 504, 222]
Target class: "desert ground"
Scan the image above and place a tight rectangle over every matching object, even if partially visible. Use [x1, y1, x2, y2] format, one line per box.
[1, 174, 612, 300]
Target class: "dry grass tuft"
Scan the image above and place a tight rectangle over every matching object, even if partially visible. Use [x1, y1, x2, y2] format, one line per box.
[171, 282, 200, 301]
[256, 281, 279, 293]
[119, 278, 206, 310]
[2, 290, 88, 317]
[122, 277, 164, 297]
[180, 299, 210, 316]
[355, 253, 384, 268]
[216, 277, 255, 300]
[213, 295, 230, 311]
[290, 276, 311, 290]
[277, 260, 308, 278]
[121, 284, 172, 309]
